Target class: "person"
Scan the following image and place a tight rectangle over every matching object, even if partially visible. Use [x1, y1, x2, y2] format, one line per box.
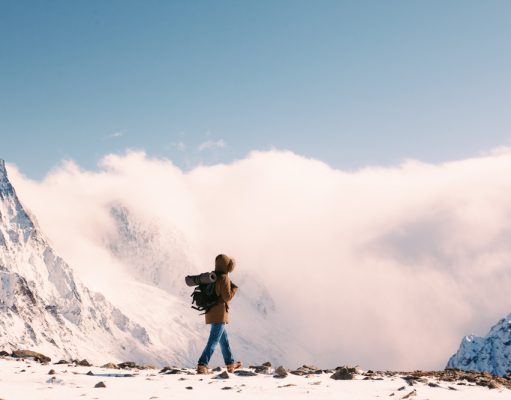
[196, 254, 242, 374]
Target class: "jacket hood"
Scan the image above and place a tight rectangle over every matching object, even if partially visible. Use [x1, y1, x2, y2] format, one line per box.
[215, 254, 236, 274]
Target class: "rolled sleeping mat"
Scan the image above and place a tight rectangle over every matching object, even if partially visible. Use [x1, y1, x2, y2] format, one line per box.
[185, 271, 217, 286]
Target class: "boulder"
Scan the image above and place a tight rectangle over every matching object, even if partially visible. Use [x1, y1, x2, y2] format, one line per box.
[101, 363, 119, 369]
[330, 366, 357, 380]
[234, 370, 257, 377]
[160, 366, 183, 374]
[291, 365, 323, 376]
[11, 350, 51, 363]
[214, 371, 230, 379]
[94, 381, 106, 388]
[118, 361, 137, 369]
[274, 366, 288, 378]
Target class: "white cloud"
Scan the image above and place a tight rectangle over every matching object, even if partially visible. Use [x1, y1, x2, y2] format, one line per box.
[198, 139, 225, 152]
[8, 147, 511, 371]
[104, 132, 124, 140]
[170, 141, 187, 152]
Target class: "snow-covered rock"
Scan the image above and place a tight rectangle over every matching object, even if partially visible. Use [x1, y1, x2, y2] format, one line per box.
[447, 314, 511, 376]
[0, 159, 165, 364]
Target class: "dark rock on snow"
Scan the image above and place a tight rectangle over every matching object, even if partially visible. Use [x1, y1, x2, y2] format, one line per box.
[234, 370, 258, 377]
[274, 366, 288, 378]
[160, 366, 185, 375]
[214, 371, 230, 379]
[12, 350, 51, 363]
[102, 362, 119, 369]
[118, 361, 137, 369]
[330, 366, 357, 380]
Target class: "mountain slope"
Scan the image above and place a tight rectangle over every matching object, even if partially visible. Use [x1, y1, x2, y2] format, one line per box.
[0, 159, 165, 364]
[0, 159, 306, 367]
[103, 204, 306, 366]
[447, 313, 511, 376]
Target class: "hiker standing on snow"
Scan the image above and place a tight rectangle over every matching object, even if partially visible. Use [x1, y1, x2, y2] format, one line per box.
[197, 254, 242, 374]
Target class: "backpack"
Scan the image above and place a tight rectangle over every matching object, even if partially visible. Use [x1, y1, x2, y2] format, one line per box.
[190, 282, 219, 314]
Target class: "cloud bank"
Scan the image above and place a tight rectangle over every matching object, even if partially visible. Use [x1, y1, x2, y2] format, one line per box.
[8, 149, 511, 370]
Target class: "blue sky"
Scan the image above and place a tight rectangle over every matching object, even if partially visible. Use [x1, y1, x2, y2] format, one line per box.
[1, 0, 511, 178]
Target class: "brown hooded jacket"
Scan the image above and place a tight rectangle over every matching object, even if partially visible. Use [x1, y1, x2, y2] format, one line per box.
[205, 254, 238, 324]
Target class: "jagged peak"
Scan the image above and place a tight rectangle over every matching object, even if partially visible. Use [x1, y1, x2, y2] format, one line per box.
[0, 159, 6, 177]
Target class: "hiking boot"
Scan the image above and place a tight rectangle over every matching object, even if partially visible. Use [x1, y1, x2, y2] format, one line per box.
[226, 361, 242, 373]
[196, 364, 210, 374]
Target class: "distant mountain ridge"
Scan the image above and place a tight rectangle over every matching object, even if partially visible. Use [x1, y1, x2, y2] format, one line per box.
[447, 314, 511, 376]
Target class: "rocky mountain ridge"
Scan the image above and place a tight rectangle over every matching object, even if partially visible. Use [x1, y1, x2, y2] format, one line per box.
[447, 314, 511, 376]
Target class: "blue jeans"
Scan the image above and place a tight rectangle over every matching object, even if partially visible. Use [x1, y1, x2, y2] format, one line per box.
[198, 323, 235, 366]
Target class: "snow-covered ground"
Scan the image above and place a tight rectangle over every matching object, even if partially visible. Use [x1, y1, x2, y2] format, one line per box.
[0, 358, 509, 400]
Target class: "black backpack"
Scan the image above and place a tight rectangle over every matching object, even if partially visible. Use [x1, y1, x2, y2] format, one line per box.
[191, 282, 219, 314]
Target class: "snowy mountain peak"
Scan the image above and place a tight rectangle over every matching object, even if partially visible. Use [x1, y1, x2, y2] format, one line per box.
[0, 159, 17, 200]
[447, 314, 511, 376]
[0, 160, 167, 365]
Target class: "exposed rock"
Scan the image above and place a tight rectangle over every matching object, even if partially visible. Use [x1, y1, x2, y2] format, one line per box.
[274, 366, 288, 378]
[402, 389, 416, 399]
[262, 361, 272, 367]
[101, 363, 119, 369]
[234, 370, 257, 377]
[94, 381, 106, 388]
[214, 371, 230, 379]
[402, 375, 427, 385]
[488, 380, 502, 389]
[249, 364, 271, 374]
[86, 371, 94, 376]
[160, 366, 184, 375]
[55, 360, 68, 365]
[185, 386, 193, 390]
[221, 386, 233, 390]
[118, 361, 137, 369]
[368, 369, 511, 390]
[447, 313, 511, 376]
[212, 367, 222, 372]
[290, 365, 323, 376]
[278, 383, 297, 388]
[330, 366, 357, 380]
[48, 369, 56, 375]
[0, 350, 10, 357]
[76, 359, 92, 367]
[12, 350, 51, 363]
